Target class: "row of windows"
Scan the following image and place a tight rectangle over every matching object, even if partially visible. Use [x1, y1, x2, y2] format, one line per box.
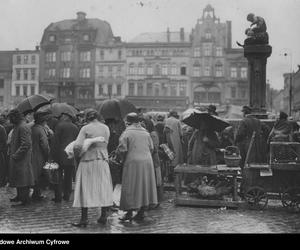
[127, 49, 188, 57]
[128, 63, 187, 76]
[45, 68, 90, 78]
[98, 50, 122, 60]
[98, 84, 122, 96]
[230, 87, 247, 99]
[193, 46, 222, 57]
[16, 55, 36, 65]
[191, 66, 247, 78]
[46, 51, 91, 62]
[48, 34, 90, 42]
[128, 82, 187, 97]
[98, 65, 123, 77]
[15, 68, 37, 81]
[14, 85, 36, 97]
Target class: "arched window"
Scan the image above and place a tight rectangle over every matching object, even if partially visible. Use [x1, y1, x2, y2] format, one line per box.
[162, 64, 168, 75]
[129, 63, 135, 75]
[147, 64, 153, 75]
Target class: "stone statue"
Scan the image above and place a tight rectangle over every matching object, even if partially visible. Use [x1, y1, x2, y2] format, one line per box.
[237, 13, 269, 47]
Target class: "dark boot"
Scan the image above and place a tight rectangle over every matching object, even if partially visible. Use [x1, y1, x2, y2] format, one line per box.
[119, 210, 133, 222]
[97, 207, 109, 224]
[133, 208, 145, 221]
[72, 208, 88, 228]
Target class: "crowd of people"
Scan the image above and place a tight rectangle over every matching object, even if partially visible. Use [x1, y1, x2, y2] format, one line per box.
[0, 103, 299, 227]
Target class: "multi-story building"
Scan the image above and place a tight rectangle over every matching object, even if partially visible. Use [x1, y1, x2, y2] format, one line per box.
[124, 4, 248, 111]
[11, 48, 39, 106]
[291, 66, 300, 119]
[94, 40, 126, 105]
[125, 28, 191, 111]
[0, 51, 13, 110]
[39, 11, 117, 109]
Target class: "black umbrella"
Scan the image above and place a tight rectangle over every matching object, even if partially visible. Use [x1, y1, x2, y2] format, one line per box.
[46, 103, 79, 118]
[182, 110, 230, 132]
[16, 94, 54, 115]
[98, 99, 137, 120]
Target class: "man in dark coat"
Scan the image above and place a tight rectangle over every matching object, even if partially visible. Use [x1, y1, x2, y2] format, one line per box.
[52, 113, 79, 202]
[0, 124, 7, 187]
[235, 106, 270, 167]
[31, 111, 51, 201]
[8, 109, 34, 206]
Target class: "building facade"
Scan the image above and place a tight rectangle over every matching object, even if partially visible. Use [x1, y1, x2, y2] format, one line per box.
[39, 12, 116, 109]
[0, 51, 13, 110]
[11, 48, 39, 106]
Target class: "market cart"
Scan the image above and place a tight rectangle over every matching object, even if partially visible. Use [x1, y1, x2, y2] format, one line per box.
[174, 164, 244, 208]
[243, 142, 300, 211]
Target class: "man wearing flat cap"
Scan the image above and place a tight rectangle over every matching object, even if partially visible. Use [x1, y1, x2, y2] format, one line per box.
[207, 105, 218, 116]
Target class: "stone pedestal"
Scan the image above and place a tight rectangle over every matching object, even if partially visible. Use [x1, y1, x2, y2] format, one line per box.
[244, 44, 272, 119]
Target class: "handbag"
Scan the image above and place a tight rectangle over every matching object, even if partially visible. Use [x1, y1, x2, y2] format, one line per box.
[160, 144, 176, 161]
[108, 150, 123, 185]
[43, 162, 59, 185]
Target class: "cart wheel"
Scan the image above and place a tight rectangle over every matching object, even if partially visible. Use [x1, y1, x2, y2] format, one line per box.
[281, 188, 300, 212]
[245, 187, 268, 210]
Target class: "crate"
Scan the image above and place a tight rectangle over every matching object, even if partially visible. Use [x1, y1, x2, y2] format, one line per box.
[270, 142, 300, 164]
[224, 146, 241, 167]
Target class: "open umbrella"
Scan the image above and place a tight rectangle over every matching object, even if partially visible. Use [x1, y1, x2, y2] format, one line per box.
[47, 103, 78, 118]
[16, 94, 54, 114]
[98, 99, 137, 120]
[182, 110, 230, 132]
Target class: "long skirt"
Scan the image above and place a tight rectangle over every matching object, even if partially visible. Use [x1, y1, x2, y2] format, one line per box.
[120, 159, 158, 211]
[73, 159, 113, 208]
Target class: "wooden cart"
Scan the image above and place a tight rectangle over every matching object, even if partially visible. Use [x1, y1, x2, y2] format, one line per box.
[174, 164, 244, 208]
[243, 142, 300, 211]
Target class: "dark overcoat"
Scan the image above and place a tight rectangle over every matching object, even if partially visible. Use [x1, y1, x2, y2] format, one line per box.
[31, 124, 50, 182]
[0, 125, 7, 186]
[9, 122, 34, 187]
[52, 120, 79, 167]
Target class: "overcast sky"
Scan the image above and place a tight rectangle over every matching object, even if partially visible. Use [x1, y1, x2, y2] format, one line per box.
[1, 0, 300, 90]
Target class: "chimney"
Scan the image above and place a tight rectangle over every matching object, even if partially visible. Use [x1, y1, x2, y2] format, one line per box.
[226, 21, 232, 49]
[76, 11, 87, 21]
[35, 45, 40, 51]
[180, 27, 184, 42]
[167, 28, 170, 42]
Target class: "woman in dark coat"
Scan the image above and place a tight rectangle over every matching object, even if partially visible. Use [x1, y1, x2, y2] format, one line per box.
[8, 109, 34, 206]
[0, 124, 7, 187]
[31, 111, 50, 200]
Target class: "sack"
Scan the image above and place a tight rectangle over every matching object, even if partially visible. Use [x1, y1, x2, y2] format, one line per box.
[160, 144, 175, 161]
[43, 162, 59, 185]
[108, 151, 123, 185]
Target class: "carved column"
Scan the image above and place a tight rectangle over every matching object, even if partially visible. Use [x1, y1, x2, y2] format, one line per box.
[244, 44, 272, 119]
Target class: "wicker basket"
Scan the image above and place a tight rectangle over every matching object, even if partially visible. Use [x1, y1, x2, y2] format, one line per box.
[224, 146, 241, 167]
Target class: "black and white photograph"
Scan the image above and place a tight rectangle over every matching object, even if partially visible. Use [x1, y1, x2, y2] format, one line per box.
[0, 0, 300, 238]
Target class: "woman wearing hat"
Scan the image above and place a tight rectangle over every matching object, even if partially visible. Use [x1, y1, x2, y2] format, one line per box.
[72, 109, 113, 227]
[117, 113, 157, 221]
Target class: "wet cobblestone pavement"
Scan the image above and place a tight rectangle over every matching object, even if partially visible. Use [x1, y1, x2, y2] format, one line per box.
[0, 186, 300, 233]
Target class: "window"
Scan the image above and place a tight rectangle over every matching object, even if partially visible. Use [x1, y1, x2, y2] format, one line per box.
[23, 85, 28, 97]
[204, 66, 210, 76]
[241, 67, 247, 78]
[147, 83, 153, 95]
[46, 52, 56, 62]
[100, 50, 104, 60]
[64, 37, 72, 43]
[16, 56, 21, 64]
[31, 55, 36, 64]
[171, 64, 177, 75]
[117, 84, 122, 96]
[118, 50, 122, 60]
[16, 86, 20, 96]
[193, 65, 201, 77]
[231, 87, 236, 98]
[108, 66, 113, 76]
[47, 68, 56, 78]
[154, 83, 160, 96]
[180, 64, 186, 76]
[83, 34, 90, 41]
[155, 64, 160, 75]
[129, 83, 135, 95]
[147, 65, 153, 75]
[162, 64, 168, 75]
[24, 69, 28, 80]
[230, 67, 237, 78]
[138, 83, 143, 96]
[216, 47, 223, 57]
[24, 55, 29, 64]
[241, 89, 247, 98]
[117, 65, 122, 76]
[16, 69, 21, 80]
[194, 47, 201, 57]
[30, 69, 36, 80]
[129, 64, 135, 75]
[204, 44, 211, 56]
[61, 51, 71, 61]
[179, 82, 187, 96]
[30, 85, 35, 95]
[138, 64, 144, 75]
[80, 51, 91, 62]
[61, 68, 70, 78]
[49, 35, 56, 42]
[80, 68, 90, 78]
[215, 65, 223, 77]
[0, 79, 4, 88]
[98, 65, 103, 76]
[205, 32, 212, 39]
[170, 83, 177, 96]
[98, 85, 103, 95]
[108, 85, 113, 96]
